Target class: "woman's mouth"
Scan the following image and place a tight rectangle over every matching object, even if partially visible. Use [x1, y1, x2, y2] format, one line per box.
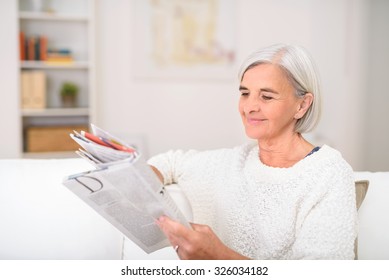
[247, 117, 266, 125]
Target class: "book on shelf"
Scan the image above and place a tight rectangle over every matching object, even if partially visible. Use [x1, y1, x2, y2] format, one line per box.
[40, 36, 48, 61]
[27, 36, 36, 60]
[19, 31, 25, 61]
[62, 124, 192, 254]
[20, 70, 46, 109]
[44, 48, 74, 64]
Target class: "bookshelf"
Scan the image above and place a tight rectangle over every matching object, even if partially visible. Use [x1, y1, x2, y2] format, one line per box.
[17, 0, 96, 158]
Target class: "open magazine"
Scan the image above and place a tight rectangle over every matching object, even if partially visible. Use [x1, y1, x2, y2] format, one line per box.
[62, 124, 191, 254]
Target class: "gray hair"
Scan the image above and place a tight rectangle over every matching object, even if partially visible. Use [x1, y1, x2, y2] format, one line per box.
[238, 44, 321, 133]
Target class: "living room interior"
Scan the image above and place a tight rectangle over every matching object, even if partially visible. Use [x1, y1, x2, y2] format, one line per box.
[0, 0, 388, 260]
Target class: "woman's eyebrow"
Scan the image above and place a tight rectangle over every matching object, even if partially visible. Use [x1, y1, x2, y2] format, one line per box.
[260, 87, 279, 94]
[239, 85, 279, 94]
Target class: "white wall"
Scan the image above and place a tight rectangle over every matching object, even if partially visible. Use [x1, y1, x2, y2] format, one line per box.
[95, 0, 369, 169]
[365, 0, 389, 171]
[0, 1, 21, 158]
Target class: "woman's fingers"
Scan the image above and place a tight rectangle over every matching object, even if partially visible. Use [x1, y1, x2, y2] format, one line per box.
[157, 216, 189, 237]
[156, 216, 193, 258]
[157, 216, 216, 259]
[190, 222, 213, 234]
[156, 216, 188, 243]
[156, 216, 249, 260]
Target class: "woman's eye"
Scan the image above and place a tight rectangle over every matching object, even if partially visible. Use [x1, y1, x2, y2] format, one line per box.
[240, 92, 249, 96]
[262, 95, 273, 100]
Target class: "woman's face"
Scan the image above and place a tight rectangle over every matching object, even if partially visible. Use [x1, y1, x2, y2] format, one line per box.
[239, 63, 303, 142]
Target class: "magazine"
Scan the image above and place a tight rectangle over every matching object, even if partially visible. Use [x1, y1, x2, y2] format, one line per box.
[62, 124, 191, 254]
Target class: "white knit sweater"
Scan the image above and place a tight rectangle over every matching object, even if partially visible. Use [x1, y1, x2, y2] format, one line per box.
[148, 143, 357, 259]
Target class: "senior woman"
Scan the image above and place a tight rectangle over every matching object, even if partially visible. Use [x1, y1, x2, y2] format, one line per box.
[151, 44, 357, 260]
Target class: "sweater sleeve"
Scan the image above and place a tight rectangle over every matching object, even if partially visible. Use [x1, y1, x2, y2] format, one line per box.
[147, 149, 198, 185]
[286, 163, 358, 259]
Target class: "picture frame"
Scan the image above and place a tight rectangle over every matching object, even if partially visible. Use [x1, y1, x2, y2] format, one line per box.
[132, 0, 236, 80]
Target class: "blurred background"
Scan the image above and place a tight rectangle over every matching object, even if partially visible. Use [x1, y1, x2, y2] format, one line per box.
[0, 0, 388, 171]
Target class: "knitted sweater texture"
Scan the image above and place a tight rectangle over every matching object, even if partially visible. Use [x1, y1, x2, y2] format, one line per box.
[148, 143, 357, 259]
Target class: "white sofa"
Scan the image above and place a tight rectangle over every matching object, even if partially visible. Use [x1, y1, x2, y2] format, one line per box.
[0, 158, 388, 260]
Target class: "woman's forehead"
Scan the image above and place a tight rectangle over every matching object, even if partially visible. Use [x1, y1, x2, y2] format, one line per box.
[241, 64, 291, 88]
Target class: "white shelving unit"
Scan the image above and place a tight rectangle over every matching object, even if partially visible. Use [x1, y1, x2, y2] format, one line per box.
[19, 11, 90, 22]
[21, 60, 90, 69]
[17, 0, 96, 158]
[22, 108, 90, 117]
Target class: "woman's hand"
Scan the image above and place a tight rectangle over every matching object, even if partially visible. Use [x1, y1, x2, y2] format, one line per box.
[156, 216, 249, 260]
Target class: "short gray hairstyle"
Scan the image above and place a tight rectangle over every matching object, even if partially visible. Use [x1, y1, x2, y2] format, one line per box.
[238, 43, 321, 133]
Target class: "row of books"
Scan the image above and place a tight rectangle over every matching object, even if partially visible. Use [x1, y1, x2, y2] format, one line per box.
[19, 32, 74, 63]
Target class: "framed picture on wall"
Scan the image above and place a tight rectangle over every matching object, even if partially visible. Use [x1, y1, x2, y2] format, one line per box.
[132, 0, 236, 80]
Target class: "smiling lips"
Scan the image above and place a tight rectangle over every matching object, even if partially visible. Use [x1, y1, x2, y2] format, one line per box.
[246, 117, 267, 125]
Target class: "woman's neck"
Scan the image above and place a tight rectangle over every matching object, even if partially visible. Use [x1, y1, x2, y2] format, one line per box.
[257, 133, 314, 168]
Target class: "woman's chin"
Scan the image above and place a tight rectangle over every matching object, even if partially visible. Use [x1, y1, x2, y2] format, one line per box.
[245, 130, 263, 140]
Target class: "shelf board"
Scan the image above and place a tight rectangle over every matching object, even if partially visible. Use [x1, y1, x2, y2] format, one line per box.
[22, 108, 90, 117]
[19, 11, 89, 22]
[21, 60, 89, 69]
[22, 151, 78, 159]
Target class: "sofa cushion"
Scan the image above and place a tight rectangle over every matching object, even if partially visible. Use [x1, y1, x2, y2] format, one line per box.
[354, 180, 369, 260]
[355, 180, 369, 210]
[0, 158, 123, 259]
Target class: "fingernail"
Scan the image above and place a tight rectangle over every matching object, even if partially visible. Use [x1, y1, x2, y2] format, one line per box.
[155, 216, 165, 228]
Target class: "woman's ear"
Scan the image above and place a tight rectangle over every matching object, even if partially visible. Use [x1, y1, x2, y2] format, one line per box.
[295, 93, 313, 119]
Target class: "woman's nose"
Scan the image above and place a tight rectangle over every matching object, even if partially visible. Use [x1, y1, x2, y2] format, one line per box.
[245, 96, 260, 113]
